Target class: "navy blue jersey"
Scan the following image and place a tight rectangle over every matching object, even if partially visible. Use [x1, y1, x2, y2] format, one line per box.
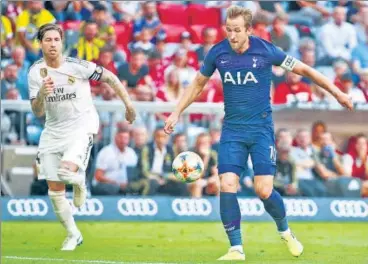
[200, 36, 295, 127]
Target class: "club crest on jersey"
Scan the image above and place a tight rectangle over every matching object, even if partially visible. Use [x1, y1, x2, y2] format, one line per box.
[68, 76, 76, 85]
[224, 71, 258, 85]
[252, 57, 257, 68]
[40, 68, 48, 78]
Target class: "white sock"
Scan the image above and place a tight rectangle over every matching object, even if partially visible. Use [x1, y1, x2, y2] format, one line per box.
[230, 245, 244, 254]
[49, 190, 80, 236]
[279, 228, 291, 236]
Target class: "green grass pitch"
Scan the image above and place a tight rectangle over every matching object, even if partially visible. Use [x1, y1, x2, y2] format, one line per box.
[2, 222, 368, 264]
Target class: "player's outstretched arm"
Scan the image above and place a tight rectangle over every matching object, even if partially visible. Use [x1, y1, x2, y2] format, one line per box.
[99, 68, 136, 124]
[291, 61, 353, 110]
[164, 72, 210, 134]
[31, 76, 54, 117]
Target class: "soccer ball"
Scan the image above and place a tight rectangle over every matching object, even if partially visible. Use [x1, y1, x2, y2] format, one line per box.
[172, 151, 204, 183]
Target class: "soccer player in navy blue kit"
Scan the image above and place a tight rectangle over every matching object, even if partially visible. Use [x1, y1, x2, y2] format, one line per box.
[164, 6, 353, 261]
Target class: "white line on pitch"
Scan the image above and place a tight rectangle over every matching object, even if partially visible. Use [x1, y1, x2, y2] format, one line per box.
[3, 256, 178, 264]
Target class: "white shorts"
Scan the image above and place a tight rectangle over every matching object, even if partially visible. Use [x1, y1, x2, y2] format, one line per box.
[36, 133, 93, 182]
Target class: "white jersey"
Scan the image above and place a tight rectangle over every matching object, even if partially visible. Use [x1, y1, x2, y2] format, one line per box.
[28, 57, 103, 154]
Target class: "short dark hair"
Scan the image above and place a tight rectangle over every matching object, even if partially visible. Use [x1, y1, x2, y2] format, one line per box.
[37, 23, 63, 42]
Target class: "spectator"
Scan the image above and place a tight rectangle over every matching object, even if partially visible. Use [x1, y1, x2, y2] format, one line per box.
[290, 129, 327, 197]
[93, 129, 149, 195]
[351, 27, 368, 74]
[90, 4, 116, 47]
[156, 69, 184, 103]
[189, 133, 219, 198]
[251, 14, 271, 42]
[357, 69, 368, 102]
[164, 49, 196, 88]
[287, 1, 331, 27]
[138, 127, 189, 196]
[353, 5, 368, 44]
[16, 1, 56, 63]
[1, 15, 14, 60]
[273, 72, 312, 104]
[118, 49, 152, 92]
[333, 60, 350, 90]
[339, 72, 366, 104]
[318, 6, 357, 65]
[131, 28, 155, 56]
[275, 140, 298, 197]
[148, 50, 165, 88]
[112, 1, 142, 22]
[343, 134, 368, 181]
[172, 133, 188, 157]
[71, 20, 105, 62]
[1, 64, 18, 99]
[311, 121, 327, 150]
[44, 1, 82, 22]
[314, 132, 347, 180]
[178, 31, 199, 69]
[133, 1, 162, 41]
[196, 27, 218, 64]
[8, 46, 30, 99]
[270, 14, 292, 53]
[131, 126, 148, 156]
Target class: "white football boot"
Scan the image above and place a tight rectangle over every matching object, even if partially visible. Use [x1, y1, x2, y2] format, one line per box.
[61, 232, 83, 251]
[280, 229, 304, 257]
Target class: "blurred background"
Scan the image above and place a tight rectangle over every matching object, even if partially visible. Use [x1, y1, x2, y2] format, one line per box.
[1, 0, 368, 200]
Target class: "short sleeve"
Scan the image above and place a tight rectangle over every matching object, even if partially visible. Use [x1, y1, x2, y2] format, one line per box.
[28, 68, 40, 100]
[200, 47, 217, 77]
[95, 147, 110, 171]
[67, 58, 103, 81]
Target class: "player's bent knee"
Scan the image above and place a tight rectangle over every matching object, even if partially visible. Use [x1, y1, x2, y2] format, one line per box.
[254, 184, 273, 200]
[47, 181, 65, 192]
[57, 167, 78, 185]
[220, 173, 239, 193]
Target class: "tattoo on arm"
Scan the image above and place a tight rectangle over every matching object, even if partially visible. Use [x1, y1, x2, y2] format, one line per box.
[100, 68, 133, 107]
[31, 93, 45, 117]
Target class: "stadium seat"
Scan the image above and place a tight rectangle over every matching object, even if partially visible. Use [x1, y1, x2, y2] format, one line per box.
[157, 3, 188, 27]
[189, 25, 224, 44]
[161, 24, 188, 43]
[114, 22, 133, 50]
[187, 4, 221, 27]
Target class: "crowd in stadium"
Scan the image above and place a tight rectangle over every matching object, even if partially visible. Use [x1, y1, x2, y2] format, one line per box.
[1, 1, 367, 197]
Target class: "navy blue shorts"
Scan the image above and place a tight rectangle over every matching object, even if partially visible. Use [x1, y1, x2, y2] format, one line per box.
[218, 125, 277, 176]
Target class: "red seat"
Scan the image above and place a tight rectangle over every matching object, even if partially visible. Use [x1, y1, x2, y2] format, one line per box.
[63, 20, 81, 31]
[157, 3, 188, 27]
[161, 24, 188, 43]
[114, 22, 133, 49]
[189, 25, 225, 44]
[188, 4, 221, 27]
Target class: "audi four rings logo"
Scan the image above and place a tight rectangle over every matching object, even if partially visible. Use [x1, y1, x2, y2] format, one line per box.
[284, 199, 318, 217]
[330, 200, 368, 218]
[172, 199, 212, 216]
[238, 199, 265, 216]
[69, 199, 104, 216]
[7, 199, 48, 217]
[118, 198, 158, 216]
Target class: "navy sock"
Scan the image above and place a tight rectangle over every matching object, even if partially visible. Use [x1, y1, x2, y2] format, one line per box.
[261, 189, 289, 232]
[220, 192, 242, 246]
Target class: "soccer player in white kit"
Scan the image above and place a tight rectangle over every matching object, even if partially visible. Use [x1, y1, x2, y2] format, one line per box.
[28, 23, 136, 251]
